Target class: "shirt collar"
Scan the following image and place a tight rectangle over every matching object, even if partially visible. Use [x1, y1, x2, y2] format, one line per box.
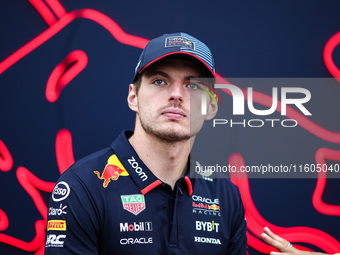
[111, 130, 193, 196]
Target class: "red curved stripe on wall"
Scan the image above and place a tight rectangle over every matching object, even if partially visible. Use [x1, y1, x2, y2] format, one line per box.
[229, 153, 340, 254]
[0, 166, 55, 252]
[0, 140, 13, 172]
[46, 50, 88, 102]
[28, 0, 58, 26]
[28, 0, 66, 26]
[0, 220, 45, 252]
[3, 7, 336, 145]
[35, 244, 45, 255]
[78, 9, 149, 48]
[0, 210, 9, 231]
[324, 32, 340, 83]
[246, 231, 275, 253]
[55, 129, 75, 174]
[0, 6, 148, 254]
[45, 0, 66, 19]
[16, 167, 55, 220]
[0, 9, 148, 75]
[313, 148, 340, 216]
[0, 1, 339, 254]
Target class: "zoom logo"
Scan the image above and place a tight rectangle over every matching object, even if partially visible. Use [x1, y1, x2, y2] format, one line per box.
[128, 156, 148, 181]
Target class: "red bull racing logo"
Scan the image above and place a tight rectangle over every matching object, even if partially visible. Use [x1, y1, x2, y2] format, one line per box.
[208, 204, 220, 211]
[94, 154, 129, 188]
[192, 195, 221, 216]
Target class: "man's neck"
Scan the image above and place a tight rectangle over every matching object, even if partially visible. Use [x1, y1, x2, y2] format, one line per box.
[128, 130, 191, 189]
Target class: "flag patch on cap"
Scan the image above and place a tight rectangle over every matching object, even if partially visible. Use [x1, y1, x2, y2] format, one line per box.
[165, 36, 195, 50]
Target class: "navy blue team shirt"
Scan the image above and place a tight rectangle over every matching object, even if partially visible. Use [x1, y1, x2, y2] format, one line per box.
[45, 130, 247, 254]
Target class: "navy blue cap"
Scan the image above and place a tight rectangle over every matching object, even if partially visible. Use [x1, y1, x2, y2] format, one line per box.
[133, 32, 215, 82]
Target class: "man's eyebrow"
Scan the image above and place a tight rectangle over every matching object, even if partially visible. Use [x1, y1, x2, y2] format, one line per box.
[144, 70, 200, 80]
[144, 70, 170, 79]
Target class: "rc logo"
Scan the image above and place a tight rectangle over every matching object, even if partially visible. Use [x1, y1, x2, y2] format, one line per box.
[45, 234, 66, 248]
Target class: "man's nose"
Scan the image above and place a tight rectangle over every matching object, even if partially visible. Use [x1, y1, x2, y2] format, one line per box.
[168, 82, 185, 102]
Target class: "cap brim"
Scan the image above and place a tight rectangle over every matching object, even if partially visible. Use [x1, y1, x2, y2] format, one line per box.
[136, 51, 215, 80]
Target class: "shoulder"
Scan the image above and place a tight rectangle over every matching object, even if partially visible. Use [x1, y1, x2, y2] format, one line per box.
[55, 147, 113, 191]
[191, 160, 242, 199]
[69, 147, 112, 174]
[214, 178, 243, 204]
[197, 177, 241, 196]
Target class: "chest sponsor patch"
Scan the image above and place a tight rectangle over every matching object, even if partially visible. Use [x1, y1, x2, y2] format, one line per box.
[120, 222, 152, 232]
[48, 203, 67, 216]
[127, 156, 148, 181]
[94, 154, 129, 188]
[194, 236, 221, 245]
[45, 234, 66, 248]
[120, 237, 153, 245]
[121, 194, 146, 215]
[52, 181, 70, 202]
[47, 220, 66, 231]
[196, 221, 220, 232]
[192, 195, 221, 216]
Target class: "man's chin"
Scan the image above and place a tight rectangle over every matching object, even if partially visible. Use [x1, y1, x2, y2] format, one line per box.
[148, 128, 191, 143]
[159, 131, 190, 143]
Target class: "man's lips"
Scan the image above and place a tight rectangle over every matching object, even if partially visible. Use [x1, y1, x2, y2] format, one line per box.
[161, 109, 186, 120]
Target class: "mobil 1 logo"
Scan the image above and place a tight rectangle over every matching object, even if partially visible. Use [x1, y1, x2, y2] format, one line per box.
[120, 222, 153, 232]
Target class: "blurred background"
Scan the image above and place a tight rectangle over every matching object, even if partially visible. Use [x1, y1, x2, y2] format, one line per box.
[0, 0, 339, 254]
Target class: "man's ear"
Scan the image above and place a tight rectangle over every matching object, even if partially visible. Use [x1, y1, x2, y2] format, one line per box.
[127, 84, 138, 112]
[205, 95, 218, 120]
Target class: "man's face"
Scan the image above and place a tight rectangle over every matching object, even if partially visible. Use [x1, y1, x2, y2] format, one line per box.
[128, 58, 217, 142]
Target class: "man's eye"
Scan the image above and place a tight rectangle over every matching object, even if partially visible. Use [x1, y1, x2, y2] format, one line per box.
[187, 83, 199, 89]
[154, 80, 166, 86]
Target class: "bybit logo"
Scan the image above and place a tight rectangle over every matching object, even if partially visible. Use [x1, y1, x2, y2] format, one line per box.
[196, 221, 220, 232]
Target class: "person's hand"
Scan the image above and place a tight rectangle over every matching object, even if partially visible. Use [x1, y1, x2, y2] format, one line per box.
[260, 227, 327, 255]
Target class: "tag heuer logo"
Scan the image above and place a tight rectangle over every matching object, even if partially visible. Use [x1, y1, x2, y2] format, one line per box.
[121, 194, 146, 215]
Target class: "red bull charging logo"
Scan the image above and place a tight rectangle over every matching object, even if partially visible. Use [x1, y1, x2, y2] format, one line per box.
[94, 154, 129, 188]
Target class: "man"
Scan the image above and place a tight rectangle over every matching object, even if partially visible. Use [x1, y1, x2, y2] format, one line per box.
[45, 32, 247, 254]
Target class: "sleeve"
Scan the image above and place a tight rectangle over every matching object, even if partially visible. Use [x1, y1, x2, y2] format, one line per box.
[225, 187, 247, 255]
[44, 170, 101, 254]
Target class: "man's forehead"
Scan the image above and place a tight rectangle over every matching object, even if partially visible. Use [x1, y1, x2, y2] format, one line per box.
[142, 58, 206, 78]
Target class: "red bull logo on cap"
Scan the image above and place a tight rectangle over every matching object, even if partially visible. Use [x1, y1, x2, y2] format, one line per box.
[94, 154, 129, 188]
[165, 36, 195, 50]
